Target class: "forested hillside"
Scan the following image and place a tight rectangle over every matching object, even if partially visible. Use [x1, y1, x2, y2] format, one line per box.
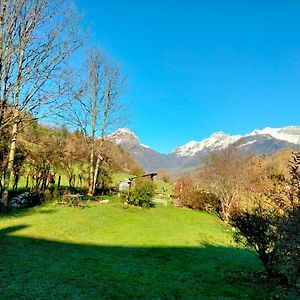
[1, 120, 143, 195]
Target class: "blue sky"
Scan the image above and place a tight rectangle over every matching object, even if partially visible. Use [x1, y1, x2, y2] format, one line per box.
[76, 0, 300, 153]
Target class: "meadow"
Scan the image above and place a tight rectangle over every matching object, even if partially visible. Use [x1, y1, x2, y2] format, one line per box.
[0, 198, 279, 299]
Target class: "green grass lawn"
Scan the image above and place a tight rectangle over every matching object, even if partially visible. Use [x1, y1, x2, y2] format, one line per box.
[0, 200, 286, 299]
[154, 178, 174, 195]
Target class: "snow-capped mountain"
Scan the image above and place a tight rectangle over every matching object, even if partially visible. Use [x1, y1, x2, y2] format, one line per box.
[249, 126, 300, 145]
[108, 128, 170, 172]
[173, 126, 300, 158]
[108, 128, 141, 146]
[108, 126, 300, 173]
[173, 132, 242, 157]
[233, 134, 298, 156]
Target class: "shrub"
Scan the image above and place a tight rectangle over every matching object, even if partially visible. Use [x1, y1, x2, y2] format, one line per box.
[230, 207, 281, 279]
[278, 205, 300, 287]
[121, 178, 155, 208]
[174, 176, 194, 206]
[231, 204, 300, 286]
[198, 189, 219, 212]
[95, 166, 113, 195]
[174, 176, 218, 211]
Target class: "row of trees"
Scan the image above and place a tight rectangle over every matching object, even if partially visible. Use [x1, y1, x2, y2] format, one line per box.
[0, 119, 142, 197]
[0, 0, 134, 210]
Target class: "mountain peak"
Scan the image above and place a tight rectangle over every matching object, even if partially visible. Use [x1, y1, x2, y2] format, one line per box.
[210, 131, 228, 139]
[108, 128, 140, 146]
[173, 132, 242, 157]
[113, 127, 136, 136]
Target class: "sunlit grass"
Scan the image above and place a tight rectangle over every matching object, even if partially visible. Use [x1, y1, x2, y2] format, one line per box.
[0, 200, 278, 299]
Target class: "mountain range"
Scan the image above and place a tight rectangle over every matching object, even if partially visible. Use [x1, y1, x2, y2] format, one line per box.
[108, 126, 300, 173]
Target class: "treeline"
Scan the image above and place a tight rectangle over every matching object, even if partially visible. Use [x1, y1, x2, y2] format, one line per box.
[0, 0, 141, 209]
[0, 121, 142, 193]
[174, 149, 300, 289]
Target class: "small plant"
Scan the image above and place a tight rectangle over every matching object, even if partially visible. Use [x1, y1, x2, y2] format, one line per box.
[122, 178, 155, 208]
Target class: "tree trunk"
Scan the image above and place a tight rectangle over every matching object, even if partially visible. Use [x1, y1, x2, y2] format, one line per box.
[88, 93, 97, 196]
[92, 153, 104, 195]
[57, 175, 61, 190]
[1, 119, 18, 208]
[1, 39, 24, 209]
[88, 146, 95, 195]
[26, 175, 29, 189]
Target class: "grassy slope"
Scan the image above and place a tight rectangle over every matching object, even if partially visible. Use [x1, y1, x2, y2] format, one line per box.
[154, 178, 174, 194]
[0, 200, 275, 299]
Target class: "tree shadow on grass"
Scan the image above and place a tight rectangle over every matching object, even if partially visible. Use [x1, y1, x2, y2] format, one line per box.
[0, 225, 287, 300]
[0, 206, 58, 219]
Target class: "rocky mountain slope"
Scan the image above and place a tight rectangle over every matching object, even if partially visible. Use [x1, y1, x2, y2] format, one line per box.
[108, 126, 300, 173]
[108, 129, 171, 172]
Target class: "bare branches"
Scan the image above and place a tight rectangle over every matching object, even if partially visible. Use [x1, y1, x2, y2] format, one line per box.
[61, 47, 126, 141]
[0, 0, 84, 206]
[59, 46, 126, 195]
[0, 0, 83, 131]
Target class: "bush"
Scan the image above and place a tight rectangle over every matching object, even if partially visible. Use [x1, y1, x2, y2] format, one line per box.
[278, 205, 300, 287]
[174, 176, 194, 206]
[230, 207, 281, 279]
[121, 178, 155, 208]
[174, 176, 218, 211]
[231, 205, 300, 287]
[95, 166, 113, 195]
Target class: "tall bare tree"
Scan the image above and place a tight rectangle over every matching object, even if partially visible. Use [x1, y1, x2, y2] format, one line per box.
[0, 0, 82, 208]
[201, 149, 245, 222]
[64, 47, 126, 195]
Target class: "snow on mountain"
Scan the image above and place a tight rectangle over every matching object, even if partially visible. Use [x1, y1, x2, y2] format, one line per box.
[173, 132, 242, 157]
[107, 128, 169, 172]
[141, 144, 150, 149]
[108, 128, 151, 149]
[107, 128, 140, 145]
[108, 126, 300, 173]
[237, 140, 257, 148]
[173, 126, 300, 157]
[249, 126, 300, 145]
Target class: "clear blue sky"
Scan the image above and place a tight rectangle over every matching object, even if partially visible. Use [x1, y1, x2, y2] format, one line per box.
[76, 0, 300, 153]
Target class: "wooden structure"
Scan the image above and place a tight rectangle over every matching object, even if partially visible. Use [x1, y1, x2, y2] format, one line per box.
[129, 172, 157, 181]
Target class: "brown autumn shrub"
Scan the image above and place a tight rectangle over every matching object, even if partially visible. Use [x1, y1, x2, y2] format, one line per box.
[174, 175, 218, 211]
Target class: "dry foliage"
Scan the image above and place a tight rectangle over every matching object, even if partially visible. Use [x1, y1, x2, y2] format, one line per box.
[174, 175, 218, 211]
